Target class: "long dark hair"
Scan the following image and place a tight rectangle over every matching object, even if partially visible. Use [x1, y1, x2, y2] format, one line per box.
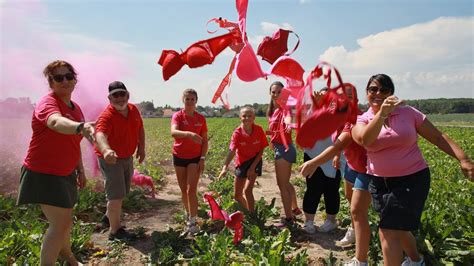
[266, 81, 284, 118]
[366, 74, 395, 95]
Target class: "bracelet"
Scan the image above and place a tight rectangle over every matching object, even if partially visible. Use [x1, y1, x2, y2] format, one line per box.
[75, 122, 85, 135]
[200, 156, 206, 160]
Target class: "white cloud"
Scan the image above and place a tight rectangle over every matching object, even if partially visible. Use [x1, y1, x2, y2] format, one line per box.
[319, 17, 474, 100]
[260, 21, 294, 34]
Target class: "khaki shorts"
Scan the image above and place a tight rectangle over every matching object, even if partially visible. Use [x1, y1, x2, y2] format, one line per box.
[98, 156, 133, 200]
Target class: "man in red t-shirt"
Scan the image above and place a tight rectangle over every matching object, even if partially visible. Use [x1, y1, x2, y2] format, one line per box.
[95, 81, 146, 241]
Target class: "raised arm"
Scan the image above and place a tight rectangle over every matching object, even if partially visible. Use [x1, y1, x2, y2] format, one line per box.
[47, 113, 95, 141]
[417, 118, 473, 179]
[95, 131, 117, 164]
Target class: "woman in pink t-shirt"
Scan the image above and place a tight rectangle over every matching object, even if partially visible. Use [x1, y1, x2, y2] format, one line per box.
[219, 107, 269, 212]
[352, 74, 473, 265]
[267, 81, 301, 227]
[171, 88, 208, 234]
[16, 60, 95, 265]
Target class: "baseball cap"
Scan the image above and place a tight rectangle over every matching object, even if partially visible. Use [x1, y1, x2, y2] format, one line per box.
[108, 81, 127, 95]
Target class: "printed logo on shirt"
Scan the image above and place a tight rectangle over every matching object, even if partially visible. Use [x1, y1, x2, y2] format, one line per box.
[252, 140, 261, 145]
[194, 123, 203, 127]
[182, 120, 189, 126]
[239, 142, 247, 146]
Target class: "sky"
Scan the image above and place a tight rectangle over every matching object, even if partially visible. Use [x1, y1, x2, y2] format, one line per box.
[1, 0, 473, 108]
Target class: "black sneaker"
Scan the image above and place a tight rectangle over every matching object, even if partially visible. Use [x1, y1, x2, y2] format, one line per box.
[109, 227, 137, 241]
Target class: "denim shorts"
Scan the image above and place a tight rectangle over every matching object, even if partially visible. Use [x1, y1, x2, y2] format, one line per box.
[273, 143, 297, 163]
[344, 164, 370, 191]
[368, 168, 430, 231]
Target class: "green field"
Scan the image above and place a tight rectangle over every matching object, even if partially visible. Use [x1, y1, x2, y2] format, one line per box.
[1, 117, 473, 264]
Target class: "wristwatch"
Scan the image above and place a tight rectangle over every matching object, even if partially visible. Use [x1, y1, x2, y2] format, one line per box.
[75, 122, 85, 135]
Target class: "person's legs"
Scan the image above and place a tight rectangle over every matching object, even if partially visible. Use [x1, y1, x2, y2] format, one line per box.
[275, 158, 293, 218]
[234, 176, 248, 210]
[175, 166, 189, 216]
[106, 199, 123, 233]
[351, 189, 371, 262]
[379, 228, 403, 266]
[244, 176, 257, 212]
[186, 163, 200, 218]
[289, 183, 298, 211]
[401, 231, 421, 261]
[40, 204, 75, 266]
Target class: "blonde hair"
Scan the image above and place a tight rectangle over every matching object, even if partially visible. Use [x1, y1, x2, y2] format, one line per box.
[182, 88, 198, 100]
[240, 106, 255, 115]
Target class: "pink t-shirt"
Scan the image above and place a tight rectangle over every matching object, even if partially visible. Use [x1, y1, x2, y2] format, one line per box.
[341, 123, 367, 174]
[24, 92, 84, 176]
[268, 108, 292, 145]
[229, 124, 269, 167]
[357, 106, 428, 177]
[171, 109, 208, 159]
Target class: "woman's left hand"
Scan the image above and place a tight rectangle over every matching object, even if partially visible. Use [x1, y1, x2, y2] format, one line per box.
[460, 159, 474, 180]
[77, 171, 86, 189]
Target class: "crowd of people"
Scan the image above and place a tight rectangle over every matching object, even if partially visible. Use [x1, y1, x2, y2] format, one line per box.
[16, 60, 473, 265]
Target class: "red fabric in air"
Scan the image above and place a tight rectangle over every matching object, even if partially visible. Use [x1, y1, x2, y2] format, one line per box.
[269, 56, 305, 82]
[257, 29, 300, 64]
[183, 32, 235, 68]
[158, 50, 184, 81]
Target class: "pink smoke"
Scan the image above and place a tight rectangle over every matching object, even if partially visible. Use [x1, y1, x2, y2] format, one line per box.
[0, 1, 132, 193]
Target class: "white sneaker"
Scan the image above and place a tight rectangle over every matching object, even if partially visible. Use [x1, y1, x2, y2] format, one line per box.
[303, 221, 316, 234]
[343, 257, 368, 266]
[318, 219, 337, 233]
[401, 257, 425, 266]
[339, 227, 355, 246]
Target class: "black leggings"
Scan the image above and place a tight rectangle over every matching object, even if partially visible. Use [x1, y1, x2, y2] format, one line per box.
[302, 154, 341, 215]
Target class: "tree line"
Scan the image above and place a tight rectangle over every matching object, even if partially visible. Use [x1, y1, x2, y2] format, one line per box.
[137, 98, 473, 117]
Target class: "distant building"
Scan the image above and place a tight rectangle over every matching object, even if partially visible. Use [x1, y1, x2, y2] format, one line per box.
[162, 109, 176, 118]
[0, 97, 34, 118]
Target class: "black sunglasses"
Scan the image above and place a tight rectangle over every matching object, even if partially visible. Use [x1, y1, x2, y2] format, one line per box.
[51, 73, 75, 83]
[367, 86, 391, 95]
[111, 91, 127, 98]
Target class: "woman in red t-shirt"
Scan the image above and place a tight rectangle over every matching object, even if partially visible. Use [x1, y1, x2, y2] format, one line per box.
[218, 106, 269, 212]
[16, 60, 94, 265]
[267, 81, 300, 227]
[171, 88, 208, 234]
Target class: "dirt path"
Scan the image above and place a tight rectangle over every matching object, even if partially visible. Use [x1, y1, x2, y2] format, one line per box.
[87, 162, 352, 264]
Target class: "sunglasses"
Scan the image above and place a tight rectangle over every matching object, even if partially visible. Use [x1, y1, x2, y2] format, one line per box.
[111, 91, 127, 98]
[51, 73, 75, 83]
[367, 86, 391, 95]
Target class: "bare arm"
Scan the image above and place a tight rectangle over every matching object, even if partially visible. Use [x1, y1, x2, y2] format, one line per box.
[352, 96, 403, 146]
[417, 119, 473, 179]
[299, 132, 352, 177]
[136, 125, 146, 163]
[95, 131, 117, 164]
[47, 113, 95, 141]
[198, 131, 209, 175]
[77, 148, 86, 189]
[219, 149, 236, 179]
[171, 124, 202, 143]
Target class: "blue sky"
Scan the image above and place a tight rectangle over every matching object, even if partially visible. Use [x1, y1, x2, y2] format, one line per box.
[1, 0, 473, 108]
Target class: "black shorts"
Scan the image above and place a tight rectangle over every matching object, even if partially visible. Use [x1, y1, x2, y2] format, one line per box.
[17, 166, 78, 208]
[173, 155, 201, 167]
[368, 168, 430, 231]
[235, 156, 263, 178]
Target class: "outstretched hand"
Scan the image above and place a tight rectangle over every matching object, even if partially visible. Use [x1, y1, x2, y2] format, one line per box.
[82, 122, 96, 142]
[104, 149, 118, 164]
[460, 159, 474, 181]
[299, 161, 317, 178]
[380, 96, 404, 117]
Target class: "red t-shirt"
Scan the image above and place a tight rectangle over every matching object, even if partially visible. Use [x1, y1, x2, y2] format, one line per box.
[342, 122, 367, 173]
[229, 124, 269, 167]
[171, 110, 208, 159]
[268, 108, 292, 145]
[23, 92, 84, 176]
[95, 104, 143, 158]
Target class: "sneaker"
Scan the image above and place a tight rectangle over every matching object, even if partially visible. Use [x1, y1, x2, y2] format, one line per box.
[292, 208, 302, 216]
[401, 257, 425, 266]
[343, 257, 368, 266]
[303, 221, 316, 234]
[108, 227, 137, 241]
[187, 222, 200, 234]
[339, 227, 355, 246]
[273, 217, 296, 228]
[318, 219, 337, 233]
